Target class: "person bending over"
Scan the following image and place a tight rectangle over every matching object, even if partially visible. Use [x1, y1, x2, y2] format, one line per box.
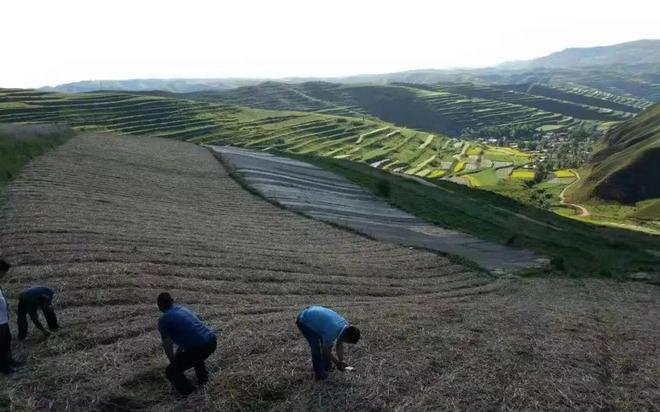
[296, 305, 360, 380]
[157, 292, 217, 397]
[17, 286, 58, 340]
[0, 260, 22, 374]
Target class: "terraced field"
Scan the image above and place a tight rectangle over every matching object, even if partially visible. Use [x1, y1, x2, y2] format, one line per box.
[420, 82, 639, 122]
[0, 88, 240, 141]
[0, 88, 529, 183]
[501, 83, 653, 113]
[174, 81, 644, 136]
[1, 134, 658, 411]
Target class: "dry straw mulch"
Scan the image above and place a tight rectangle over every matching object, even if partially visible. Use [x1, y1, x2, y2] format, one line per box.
[0, 134, 657, 411]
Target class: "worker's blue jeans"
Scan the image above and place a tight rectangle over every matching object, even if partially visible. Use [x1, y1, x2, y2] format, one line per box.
[296, 319, 331, 380]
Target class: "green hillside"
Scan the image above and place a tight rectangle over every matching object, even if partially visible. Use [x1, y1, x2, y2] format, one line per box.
[285, 153, 659, 275]
[168, 81, 642, 137]
[0, 88, 536, 180]
[571, 103, 660, 204]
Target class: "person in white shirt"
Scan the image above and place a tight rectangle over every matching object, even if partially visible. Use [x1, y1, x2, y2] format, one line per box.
[1, 259, 20, 375]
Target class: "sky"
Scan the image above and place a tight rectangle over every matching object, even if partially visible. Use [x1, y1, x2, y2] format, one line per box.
[1, 0, 659, 88]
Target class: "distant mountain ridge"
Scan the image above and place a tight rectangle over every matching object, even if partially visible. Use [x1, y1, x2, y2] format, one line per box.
[37, 39, 660, 100]
[40, 78, 264, 93]
[509, 39, 660, 69]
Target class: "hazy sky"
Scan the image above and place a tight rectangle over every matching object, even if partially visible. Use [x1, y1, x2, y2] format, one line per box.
[2, 0, 659, 88]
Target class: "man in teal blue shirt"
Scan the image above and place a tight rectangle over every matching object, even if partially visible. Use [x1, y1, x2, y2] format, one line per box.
[157, 292, 217, 397]
[296, 306, 360, 380]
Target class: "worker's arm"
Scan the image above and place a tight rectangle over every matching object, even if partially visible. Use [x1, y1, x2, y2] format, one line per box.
[335, 341, 345, 363]
[162, 337, 175, 362]
[334, 341, 348, 370]
[322, 343, 347, 370]
[29, 310, 50, 336]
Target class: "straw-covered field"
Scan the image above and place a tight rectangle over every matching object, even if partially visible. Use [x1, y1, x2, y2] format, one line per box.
[0, 134, 658, 411]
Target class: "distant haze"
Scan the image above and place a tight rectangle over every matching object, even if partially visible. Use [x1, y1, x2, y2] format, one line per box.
[1, 0, 659, 88]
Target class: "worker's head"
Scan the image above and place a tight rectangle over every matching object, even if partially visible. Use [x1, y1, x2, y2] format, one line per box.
[157, 292, 174, 312]
[339, 326, 361, 344]
[0, 260, 10, 278]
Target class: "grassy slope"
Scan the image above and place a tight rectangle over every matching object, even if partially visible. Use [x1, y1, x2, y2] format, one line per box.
[570, 103, 660, 204]
[0, 123, 74, 187]
[635, 199, 660, 219]
[276, 152, 660, 276]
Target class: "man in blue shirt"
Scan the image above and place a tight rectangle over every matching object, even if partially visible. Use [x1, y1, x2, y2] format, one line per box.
[17, 286, 58, 340]
[157, 292, 217, 396]
[296, 306, 360, 380]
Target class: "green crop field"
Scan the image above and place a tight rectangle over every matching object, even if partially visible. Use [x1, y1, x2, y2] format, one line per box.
[553, 169, 576, 178]
[465, 169, 499, 187]
[510, 169, 535, 179]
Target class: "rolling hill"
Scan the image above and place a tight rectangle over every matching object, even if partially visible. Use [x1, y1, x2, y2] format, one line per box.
[571, 103, 660, 204]
[0, 88, 535, 179]
[164, 81, 648, 137]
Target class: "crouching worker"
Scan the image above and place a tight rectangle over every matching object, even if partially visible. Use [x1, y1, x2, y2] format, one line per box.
[1, 260, 21, 375]
[157, 292, 217, 397]
[17, 286, 58, 340]
[296, 306, 360, 380]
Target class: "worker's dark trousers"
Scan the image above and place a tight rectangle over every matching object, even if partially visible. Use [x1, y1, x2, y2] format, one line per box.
[17, 301, 59, 340]
[296, 317, 331, 380]
[0, 323, 11, 373]
[165, 336, 217, 396]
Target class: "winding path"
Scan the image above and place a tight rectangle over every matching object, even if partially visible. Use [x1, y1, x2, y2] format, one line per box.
[559, 170, 591, 217]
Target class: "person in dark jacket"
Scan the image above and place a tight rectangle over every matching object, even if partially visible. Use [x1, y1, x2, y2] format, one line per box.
[17, 286, 58, 340]
[0, 260, 19, 374]
[296, 305, 360, 380]
[157, 292, 217, 397]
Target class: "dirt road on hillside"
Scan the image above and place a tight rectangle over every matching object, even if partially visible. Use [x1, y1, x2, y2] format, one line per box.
[559, 170, 591, 217]
[0, 134, 657, 411]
